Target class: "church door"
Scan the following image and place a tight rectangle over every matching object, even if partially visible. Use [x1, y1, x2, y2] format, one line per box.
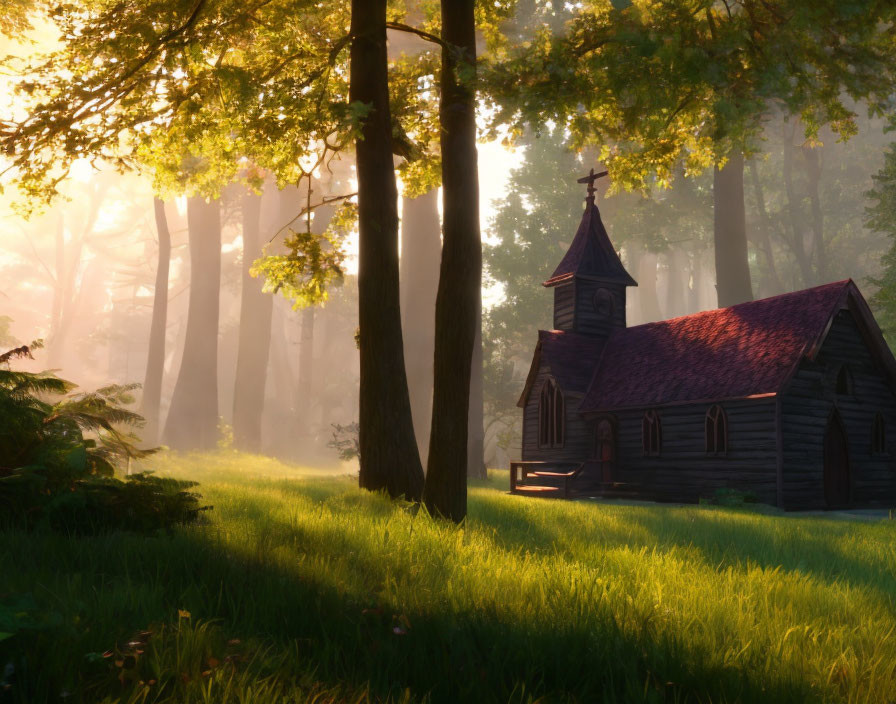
[595, 420, 614, 483]
[824, 411, 851, 508]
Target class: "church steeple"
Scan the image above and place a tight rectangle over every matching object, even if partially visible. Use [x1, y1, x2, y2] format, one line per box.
[544, 169, 637, 336]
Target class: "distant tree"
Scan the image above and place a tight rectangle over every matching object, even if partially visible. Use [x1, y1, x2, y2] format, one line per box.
[162, 196, 221, 450]
[867, 142, 896, 346]
[140, 197, 171, 446]
[232, 184, 271, 452]
[485, 0, 896, 307]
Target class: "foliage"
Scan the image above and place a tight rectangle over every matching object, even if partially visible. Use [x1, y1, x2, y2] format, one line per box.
[867, 143, 896, 346]
[0, 342, 207, 533]
[251, 201, 350, 310]
[2, 450, 895, 701]
[327, 422, 360, 462]
[483, 0, 896, 189]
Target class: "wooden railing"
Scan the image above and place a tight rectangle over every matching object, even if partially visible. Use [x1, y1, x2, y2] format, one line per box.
[510, 461, 585, 498]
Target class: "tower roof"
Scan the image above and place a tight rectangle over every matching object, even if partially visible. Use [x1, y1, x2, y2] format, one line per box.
[543, 195, 637, 288]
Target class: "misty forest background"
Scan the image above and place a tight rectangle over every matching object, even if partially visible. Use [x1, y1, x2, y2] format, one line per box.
[3, 3, 896, 475]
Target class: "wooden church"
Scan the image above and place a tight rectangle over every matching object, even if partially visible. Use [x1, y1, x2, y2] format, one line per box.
[512, 171, 896, 509]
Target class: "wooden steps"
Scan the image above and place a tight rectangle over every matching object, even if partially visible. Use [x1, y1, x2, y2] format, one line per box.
[510, 485, 565, 498]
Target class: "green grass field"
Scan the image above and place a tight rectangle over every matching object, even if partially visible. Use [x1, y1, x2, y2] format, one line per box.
[2, 451, 895, 703]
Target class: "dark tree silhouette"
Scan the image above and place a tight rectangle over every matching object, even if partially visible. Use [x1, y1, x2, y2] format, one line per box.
[351, 0, 424, 500]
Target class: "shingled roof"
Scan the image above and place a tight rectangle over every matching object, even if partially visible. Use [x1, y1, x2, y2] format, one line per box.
[543, 200, 637, 288]
[579, 279, 894, 413]
[517, 330, 606, 407]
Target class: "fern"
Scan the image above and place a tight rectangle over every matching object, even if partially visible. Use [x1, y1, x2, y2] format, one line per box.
[0, 342, 208, 533]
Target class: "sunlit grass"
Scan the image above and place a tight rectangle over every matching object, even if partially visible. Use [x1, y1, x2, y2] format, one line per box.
[2, 450, 895, 702]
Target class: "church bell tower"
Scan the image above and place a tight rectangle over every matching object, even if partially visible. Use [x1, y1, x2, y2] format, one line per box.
[543, 169, 637, 337]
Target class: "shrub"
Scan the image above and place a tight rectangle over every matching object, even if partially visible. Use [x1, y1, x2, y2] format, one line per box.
[0, 342, 208, 534]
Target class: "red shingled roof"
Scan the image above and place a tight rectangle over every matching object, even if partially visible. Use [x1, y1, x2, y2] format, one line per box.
[543, 199, 637, 288]
[579, 280, 854, 413]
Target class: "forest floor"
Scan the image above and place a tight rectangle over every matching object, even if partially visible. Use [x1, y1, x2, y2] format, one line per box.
[2, 451, 895, 703]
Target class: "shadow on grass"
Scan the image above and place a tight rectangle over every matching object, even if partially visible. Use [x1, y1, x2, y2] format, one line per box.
[1, 523, 821, 704]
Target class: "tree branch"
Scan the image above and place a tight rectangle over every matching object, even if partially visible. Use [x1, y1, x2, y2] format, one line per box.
[385, 22, 450, 51]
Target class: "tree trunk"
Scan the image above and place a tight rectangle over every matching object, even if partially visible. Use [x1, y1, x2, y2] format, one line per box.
[232, 186, 274, 452]
[632, 249, 662, 322]
[746, 159, 785, 297]
[141, 198, 171, 446]
[424, 0, 480, 521]
[783, 134, 814, 287]
[713, 152, 754, 307]
[400, 189, 440, 464]
[162, 196, 222, 450]
[663, 249, 686, 319]
[351, 0, 424, 500]
[802, 144, 826, 283]
[467, 312, 487, 479]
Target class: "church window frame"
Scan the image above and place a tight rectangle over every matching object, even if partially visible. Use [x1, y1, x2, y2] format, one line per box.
[593, 288, 614, 318]
[642, 409, 662, 456]
[835, 364, 853, 395]
[705, 405, 728, 454]
[871, 412, 887, 456]
[538, 377, 565, 449]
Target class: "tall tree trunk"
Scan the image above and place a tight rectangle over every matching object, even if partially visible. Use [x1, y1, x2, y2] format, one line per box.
[663, 249, 686, 318]
[634, 249, 662, 322]
[802, 144, 826, 283]
[163, 196, 222, 450]
[424, 0, 479, 521]
[746, 159, 785, 297]
[141, 198, 171, 446]
[232, 186, 274, 452]
[351, 0, 424, 500]
[467, 314, 486, 479]
[783, 133, 814, 287]
[400, 189, 440, 464]
[713, 152, 754, 307]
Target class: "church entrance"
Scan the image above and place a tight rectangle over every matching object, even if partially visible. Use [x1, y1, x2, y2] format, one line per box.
[824, 410, 851, 508]
[595, 420, 615, 483]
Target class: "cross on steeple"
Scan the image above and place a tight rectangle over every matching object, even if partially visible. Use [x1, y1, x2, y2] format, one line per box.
[577, 168, 609, 200]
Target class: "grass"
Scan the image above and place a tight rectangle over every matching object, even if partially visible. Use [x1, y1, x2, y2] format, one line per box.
[2, 451, 895, 703]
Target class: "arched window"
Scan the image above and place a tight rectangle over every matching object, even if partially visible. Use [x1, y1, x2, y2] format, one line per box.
[538, 378, 564, 448]
[642, 409, 661, 456]
[705, 405, 727, 454]
[593, 288, 614, 317]
[871, 412, 886, 455]
[836, 365, 853, 395]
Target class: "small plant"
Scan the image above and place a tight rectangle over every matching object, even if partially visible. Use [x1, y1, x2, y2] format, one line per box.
[0, 341, 209, 533]
[327, 422, 360, 461]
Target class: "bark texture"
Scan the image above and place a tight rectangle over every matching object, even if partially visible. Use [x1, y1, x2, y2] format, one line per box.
[351, 0, 425, 500]
[467, 310, 487, 478]
[424, 0, 480, 521]
[162, 196, 222, 450]
[400, 189, 440, 464]
[232, 187, 274, 452]
[141, 198, 171, 446]
[713, 152, 754, 308]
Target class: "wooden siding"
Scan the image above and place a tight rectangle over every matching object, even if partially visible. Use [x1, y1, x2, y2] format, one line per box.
[553, 283, 575, 331]
[573, 280, 627, 336]
[780, 309, 896, 509]
[522, 359, 592, 463]
[609, 398, 779, 504]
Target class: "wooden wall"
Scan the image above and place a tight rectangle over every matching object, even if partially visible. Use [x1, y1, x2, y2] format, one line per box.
[780, 309, 896, 509]
[522, 359, 592, 463]
[609, 398, 779, 504]
[553, 283, 575, 330]
[573, 280, 627, 336]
